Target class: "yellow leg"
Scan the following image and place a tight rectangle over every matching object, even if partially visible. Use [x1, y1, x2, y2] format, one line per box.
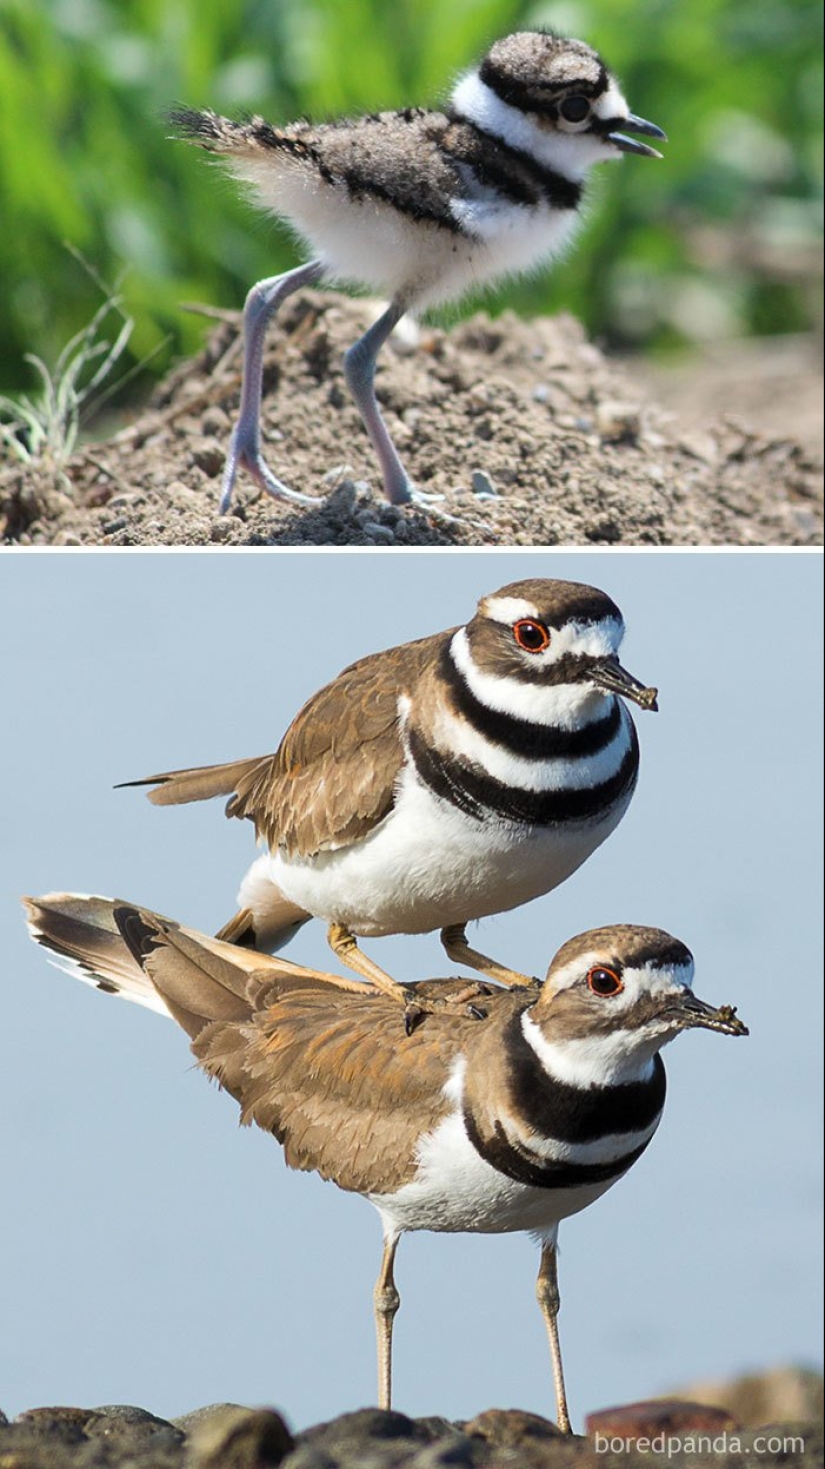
[536, 1239, 572, 1435]
[440, 923, 539, 989]
[327, 922, 411, 1001]
[374, 1236, 401, 1411]
[328, 923, 493, 1031]
[217, 909, 376, 992]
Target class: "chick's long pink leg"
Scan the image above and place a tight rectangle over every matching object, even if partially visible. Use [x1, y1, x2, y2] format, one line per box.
[343, 303, 443, 507]
[220, 258, 325, 512]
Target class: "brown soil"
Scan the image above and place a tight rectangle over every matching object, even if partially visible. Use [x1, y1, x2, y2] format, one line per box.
[2, 293, 821, 546]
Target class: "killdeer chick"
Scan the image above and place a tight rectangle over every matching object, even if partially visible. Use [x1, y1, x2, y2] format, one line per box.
[122, 578, 658, 1019]
[170, 31, 665, 510]
[24, 896, 747, 1427]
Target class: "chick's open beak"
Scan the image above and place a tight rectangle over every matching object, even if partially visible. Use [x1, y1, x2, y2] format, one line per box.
[608, 114, 667, 158]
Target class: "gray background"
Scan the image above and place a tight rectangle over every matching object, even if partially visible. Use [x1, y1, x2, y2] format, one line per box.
[1, 549, 822, 1429]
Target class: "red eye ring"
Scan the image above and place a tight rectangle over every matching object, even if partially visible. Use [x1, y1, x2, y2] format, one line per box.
[587, 965, 624, 998]
[513, 618, 551, 654]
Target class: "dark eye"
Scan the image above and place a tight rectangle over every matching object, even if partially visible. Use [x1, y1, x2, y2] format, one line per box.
[587, 965, 624, 997]
[560, 95, 591, 124]
[513, 618, 550, 653]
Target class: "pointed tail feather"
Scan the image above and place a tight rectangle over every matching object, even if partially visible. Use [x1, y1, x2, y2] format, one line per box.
[116, 756, 264, 809]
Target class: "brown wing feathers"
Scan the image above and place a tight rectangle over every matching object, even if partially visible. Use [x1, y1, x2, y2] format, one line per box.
[28, 894, 519, 1197]
[122, 632, 449, 857]
[194, 985, 471, 1194]
[112, 906, 494, 1196]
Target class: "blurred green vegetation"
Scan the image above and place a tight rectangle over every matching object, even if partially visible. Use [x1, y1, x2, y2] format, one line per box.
[0, 0, 822, 404]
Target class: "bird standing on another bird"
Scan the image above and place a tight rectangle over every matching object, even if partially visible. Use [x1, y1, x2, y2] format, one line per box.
[23, 896, 747, 1429]
[121, 578, 658, 1019]
[170, 31, 665, 510]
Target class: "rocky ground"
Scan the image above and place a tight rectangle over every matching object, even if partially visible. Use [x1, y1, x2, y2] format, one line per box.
[2, 1371, 822, 1468]
[1, 295, 821, 547]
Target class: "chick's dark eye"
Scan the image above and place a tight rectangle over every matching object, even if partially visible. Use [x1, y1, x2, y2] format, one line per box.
[513, 618, 551, 653]
[587, 965, 623, 997]
[560, 95, 591, 123]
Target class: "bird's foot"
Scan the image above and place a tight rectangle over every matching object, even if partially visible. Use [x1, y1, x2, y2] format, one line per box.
[219, 433, 324, 513]
[401, 981, 495, 1035]
[380, 475, 466, 527]
[406, 486, 446, 509]
[377, 461, 444, 510]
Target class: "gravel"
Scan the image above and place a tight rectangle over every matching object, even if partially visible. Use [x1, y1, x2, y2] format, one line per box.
[2, 294, 821, 547]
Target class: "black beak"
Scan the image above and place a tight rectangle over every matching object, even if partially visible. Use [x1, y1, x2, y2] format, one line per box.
[607, 113, 667, 158]
[664, 991, 749, 1037]
[591, 657, 659, 711]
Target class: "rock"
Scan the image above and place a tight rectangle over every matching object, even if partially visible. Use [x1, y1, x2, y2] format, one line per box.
[1, 1402, 183, 1467]
[362, 521, 396, 543]
[462, 1407, 567, 1445]
[291, 1408, 438, 1467]
[595, 400, 642, 443]
[189, 438, 225, 477]
[86, 1403, 183, 1448]
[184, 1404, 293, 1468]
[2, 1392, 822, 1468]
[201, 406, 231, 436]
[13, 1404, 92, 1436]
[209, 516, 234, 542]
[470, 470, 498, 498]
[586, 1397, 741, 1442]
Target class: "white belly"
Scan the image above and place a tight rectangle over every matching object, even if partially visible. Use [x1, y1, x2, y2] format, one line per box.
[252, 761, 631, 938]
[238, 159, 579, 311]
[369, 1108, 617, 1237]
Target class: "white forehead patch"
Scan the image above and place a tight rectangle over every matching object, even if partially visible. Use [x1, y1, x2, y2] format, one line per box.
[482, 593, 539, 625]
[592, 78, 630, 123]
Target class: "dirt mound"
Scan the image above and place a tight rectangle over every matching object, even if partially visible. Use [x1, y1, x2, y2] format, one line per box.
[2, 292, 821, 546]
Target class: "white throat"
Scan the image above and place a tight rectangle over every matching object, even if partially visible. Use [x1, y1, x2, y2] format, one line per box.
[521, 1012, 659, 1088]
[451, 71, 613, 180]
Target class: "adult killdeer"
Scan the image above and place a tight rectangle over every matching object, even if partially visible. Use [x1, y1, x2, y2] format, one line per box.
[170, 31, 665, 509]
[24, 895, 747, 1427]
[122, 578, 658, 1017]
